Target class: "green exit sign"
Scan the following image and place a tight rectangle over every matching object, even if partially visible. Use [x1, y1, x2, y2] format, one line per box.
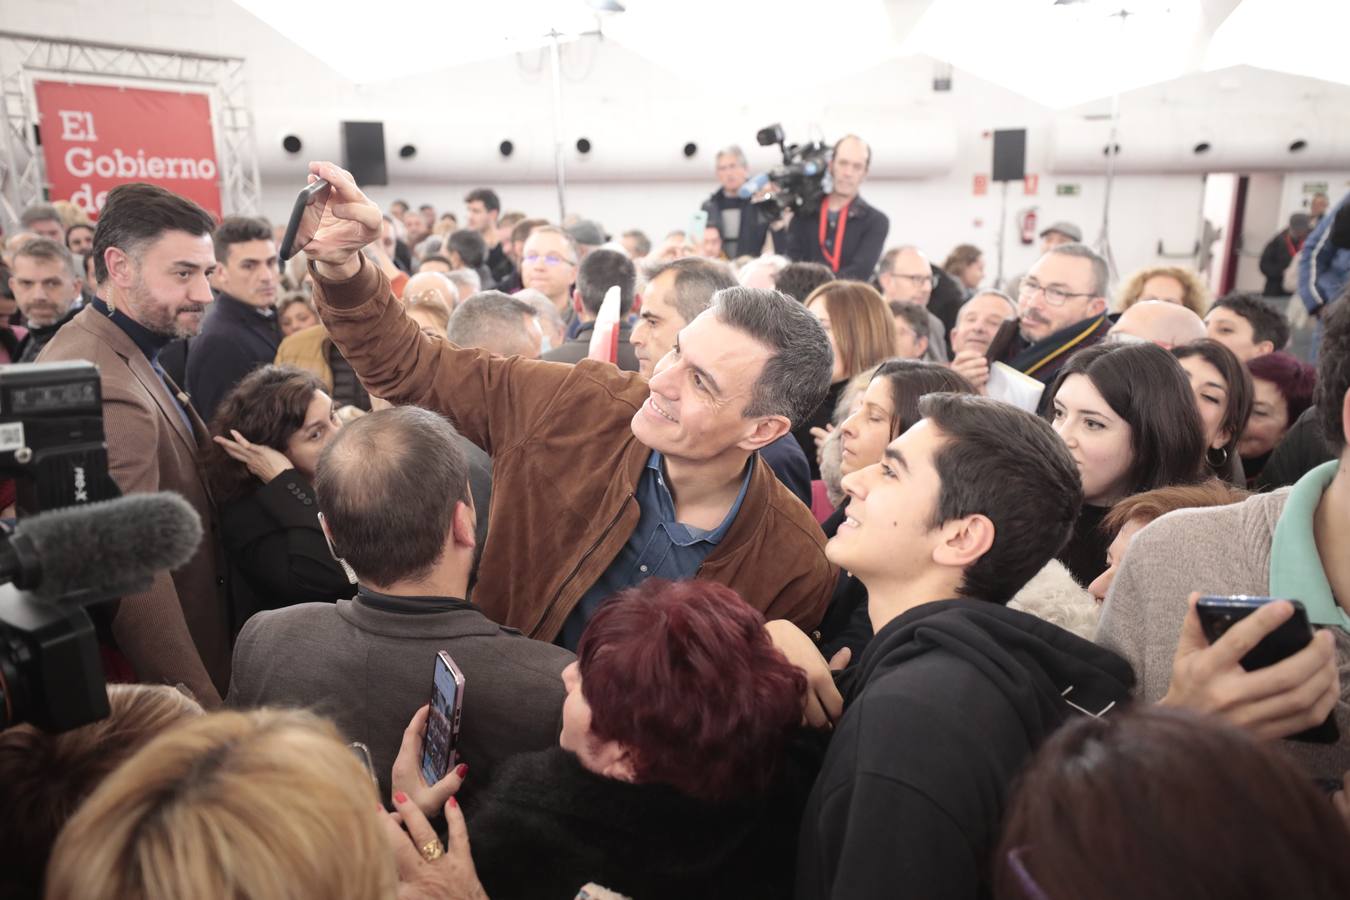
[1303, 181, 1328, 194]
[1056, 183, 1081, 196]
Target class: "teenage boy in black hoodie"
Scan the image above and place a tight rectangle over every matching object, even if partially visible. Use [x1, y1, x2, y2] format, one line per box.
[772, 392, 1135, 900]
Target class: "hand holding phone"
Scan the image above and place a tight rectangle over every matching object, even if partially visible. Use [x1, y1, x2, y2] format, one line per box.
[421, 651, 465, 785]
[293, 161, 384, 277]
[390, 703, 468, 818]
[1163, 593, 1340, 743]
[279, 178, 331, 262]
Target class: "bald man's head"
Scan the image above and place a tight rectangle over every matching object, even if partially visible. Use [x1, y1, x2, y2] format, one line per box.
[878, 245, 933, 305]
[314, 407, 472, 586]
[829, 134, 871, 201]
[1109, 300, 1206, 350]
[404, 271, 459, 309]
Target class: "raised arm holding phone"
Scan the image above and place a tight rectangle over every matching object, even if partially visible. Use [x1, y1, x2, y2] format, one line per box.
[298, 162, 838, 648]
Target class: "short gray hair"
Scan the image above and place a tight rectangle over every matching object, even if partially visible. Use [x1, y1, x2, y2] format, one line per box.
[515, 289, 564, 328]
[716, 145, 747, 168]
[11, 237, 79, 279]
[19, 203, 61, 229]
[447, 291, 539, 357]
[646, 256, 737, 325]
[447, 268, 482, 297]
[964, 289, 1018, 317]
[708, 286, 832, 427]
[1046, 242, 1109, 298]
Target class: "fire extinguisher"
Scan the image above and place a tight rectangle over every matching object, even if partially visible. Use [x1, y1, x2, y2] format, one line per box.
[1019, 208, 1038, 245]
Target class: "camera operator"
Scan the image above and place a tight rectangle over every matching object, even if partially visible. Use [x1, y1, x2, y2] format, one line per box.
[777, 135, 889, 281]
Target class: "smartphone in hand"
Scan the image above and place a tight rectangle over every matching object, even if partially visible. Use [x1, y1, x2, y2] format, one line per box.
[1196, 595, 1339, 744]
[279, 178, 332, 262]
[420, 650, 465, 785]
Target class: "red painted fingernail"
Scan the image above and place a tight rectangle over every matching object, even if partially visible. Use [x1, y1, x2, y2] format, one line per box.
[450, 796, 458, 808]
[455, 764, 468, 778]
[394, 791, 408, 804]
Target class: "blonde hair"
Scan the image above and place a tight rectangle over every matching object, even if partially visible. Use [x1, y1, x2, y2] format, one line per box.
[803, 281, 896, 381]
[52, 199, 92, 229]
[46, 709, 394, 900]
[1115, 266, 1211, 317]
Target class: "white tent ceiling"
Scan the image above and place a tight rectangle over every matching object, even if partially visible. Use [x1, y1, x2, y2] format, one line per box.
[232, 0, 1350, 105]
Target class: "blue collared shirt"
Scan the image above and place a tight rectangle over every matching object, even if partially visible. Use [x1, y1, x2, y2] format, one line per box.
[560, 449, 754, 650]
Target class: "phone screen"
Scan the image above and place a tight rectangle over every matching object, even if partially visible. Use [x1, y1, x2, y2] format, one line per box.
[279, 179, 331, 262]
[687, 209, 709, 244]
[420, 654, 461, 785]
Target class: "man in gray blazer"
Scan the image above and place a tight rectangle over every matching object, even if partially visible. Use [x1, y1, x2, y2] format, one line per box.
[227, 405, 572, 800]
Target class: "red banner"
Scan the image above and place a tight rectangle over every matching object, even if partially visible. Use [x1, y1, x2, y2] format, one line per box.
[33, 80, 222, 221]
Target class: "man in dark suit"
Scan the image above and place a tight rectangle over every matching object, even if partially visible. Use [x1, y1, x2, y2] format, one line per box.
[227, 406, 572, 799]
[541, 248, 641, 371]
[185, 216, 282, 423]
[38, 182, 229, 705]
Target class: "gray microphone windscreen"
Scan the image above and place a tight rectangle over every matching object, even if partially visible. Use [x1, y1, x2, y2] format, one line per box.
[21, 492, 203, 597]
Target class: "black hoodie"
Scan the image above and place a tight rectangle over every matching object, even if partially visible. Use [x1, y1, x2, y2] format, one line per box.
[795, 598, 1135, 900]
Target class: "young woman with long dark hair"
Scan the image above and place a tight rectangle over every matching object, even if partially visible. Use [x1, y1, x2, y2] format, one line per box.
[1044, 342, 1207, 585]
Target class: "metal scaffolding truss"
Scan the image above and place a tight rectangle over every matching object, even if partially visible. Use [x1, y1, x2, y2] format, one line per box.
[0, 30, 261, 230]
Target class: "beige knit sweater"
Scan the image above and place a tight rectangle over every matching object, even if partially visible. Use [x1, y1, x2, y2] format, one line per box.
[1096, 489, 1350, 784]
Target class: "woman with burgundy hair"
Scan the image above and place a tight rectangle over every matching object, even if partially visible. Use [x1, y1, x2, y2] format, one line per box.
[460, 578, 811, 900]
[1239, 350, 1317, 485]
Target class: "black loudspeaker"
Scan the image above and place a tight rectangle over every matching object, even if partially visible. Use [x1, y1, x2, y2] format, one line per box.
[342, 121, 387, 186]
[992, 129, 1026, 183]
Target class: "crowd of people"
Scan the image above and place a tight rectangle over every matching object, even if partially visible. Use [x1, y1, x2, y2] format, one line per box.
[0, 139, 1349, 900]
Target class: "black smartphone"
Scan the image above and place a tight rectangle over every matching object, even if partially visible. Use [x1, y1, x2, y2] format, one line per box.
[984, 317, 1020, 363]
[279, 178, 331, 262]
[1196, 595, 1339, 744]
[420, 650, 465, 785]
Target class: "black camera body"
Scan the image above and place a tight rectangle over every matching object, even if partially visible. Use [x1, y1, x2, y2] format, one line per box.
[754, 123, 831, 221]
[0, 361, 122, 731]
[0, 581, 114, 731]
[0, 361, 120, 514]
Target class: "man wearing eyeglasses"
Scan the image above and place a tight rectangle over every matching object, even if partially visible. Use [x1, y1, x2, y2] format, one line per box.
[999, 242, 1112, 384]
[876, 245, 949, 363]
[779, 135, 889, 281]
[520, 225, 580, 329]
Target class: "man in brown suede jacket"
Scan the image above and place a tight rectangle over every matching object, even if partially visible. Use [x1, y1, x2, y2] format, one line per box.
[302, 162, 837, 647]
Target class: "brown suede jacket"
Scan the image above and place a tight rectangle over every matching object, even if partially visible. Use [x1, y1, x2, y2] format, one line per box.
[311, 258, 836, 640]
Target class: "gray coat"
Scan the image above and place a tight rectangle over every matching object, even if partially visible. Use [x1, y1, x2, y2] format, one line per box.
[1096, 488, 1350, 783]
[227, 595, 573, 798]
